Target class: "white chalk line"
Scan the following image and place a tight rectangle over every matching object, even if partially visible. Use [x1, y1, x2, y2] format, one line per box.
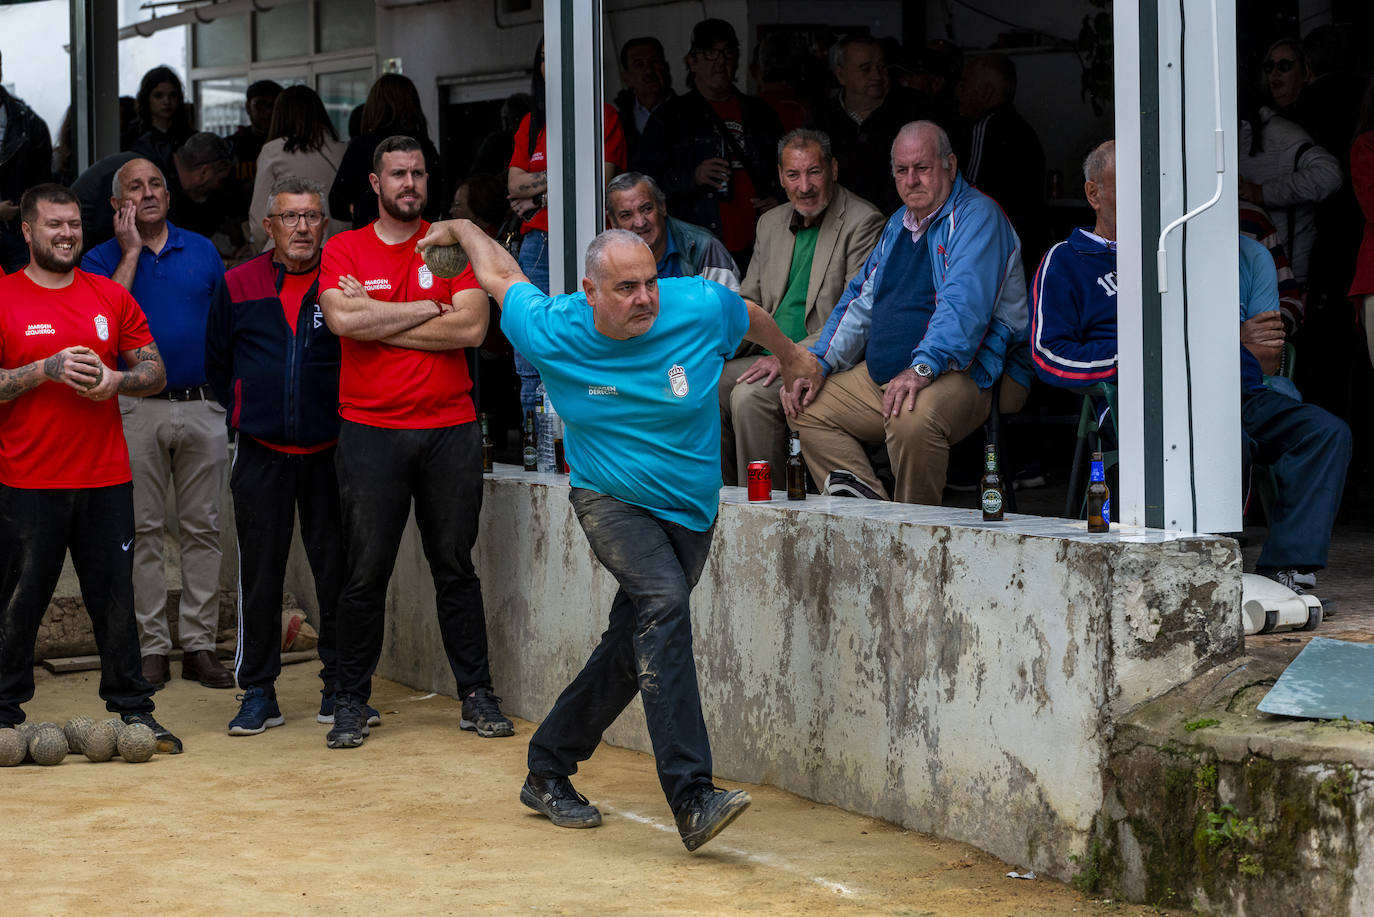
[604, 806, 859, 898]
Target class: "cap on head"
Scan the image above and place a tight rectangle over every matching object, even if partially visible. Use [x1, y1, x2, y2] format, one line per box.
[691, 18, 738, 53]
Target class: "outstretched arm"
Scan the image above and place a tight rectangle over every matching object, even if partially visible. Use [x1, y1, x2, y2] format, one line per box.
[416, 220, 531, 308]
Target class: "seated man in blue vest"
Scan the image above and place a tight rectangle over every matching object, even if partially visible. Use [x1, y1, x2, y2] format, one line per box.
[784, 120, 1029, 505]
[605, 171, 739, 291]
[1033, 140, 1349, 595]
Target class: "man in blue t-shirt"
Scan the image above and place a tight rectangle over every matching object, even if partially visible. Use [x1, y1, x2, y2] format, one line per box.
[418, 220, 809, 852]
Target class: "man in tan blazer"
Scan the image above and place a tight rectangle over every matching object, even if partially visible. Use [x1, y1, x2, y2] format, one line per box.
[719, 129, 884, 486]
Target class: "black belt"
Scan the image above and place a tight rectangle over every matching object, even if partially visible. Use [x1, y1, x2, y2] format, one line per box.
[150, 384, 212, 401]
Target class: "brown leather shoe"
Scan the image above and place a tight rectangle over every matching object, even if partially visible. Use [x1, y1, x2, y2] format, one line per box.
[141, 654, 169, 691]
[181, 649, 235, 689]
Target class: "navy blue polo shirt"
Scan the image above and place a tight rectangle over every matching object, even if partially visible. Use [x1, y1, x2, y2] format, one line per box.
[82, 221, 225, 389]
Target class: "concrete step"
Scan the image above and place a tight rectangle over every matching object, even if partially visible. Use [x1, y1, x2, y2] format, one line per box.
[1097, 655, 1374, 915]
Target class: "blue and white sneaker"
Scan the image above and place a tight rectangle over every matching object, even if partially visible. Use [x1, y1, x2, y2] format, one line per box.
[228, 686, 285, 736]
[318, 691, 380, 727]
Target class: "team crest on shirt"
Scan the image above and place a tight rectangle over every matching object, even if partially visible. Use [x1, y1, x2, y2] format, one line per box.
[94, 314, 109, 341]
[418, 264, 434, 290]
[668, 364, 688, 398]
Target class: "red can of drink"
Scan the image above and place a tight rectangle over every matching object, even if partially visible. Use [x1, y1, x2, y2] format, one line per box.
[747, 460, 772, 501]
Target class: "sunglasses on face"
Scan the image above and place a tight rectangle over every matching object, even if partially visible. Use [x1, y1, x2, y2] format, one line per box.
[1263, 58, 1297, 74]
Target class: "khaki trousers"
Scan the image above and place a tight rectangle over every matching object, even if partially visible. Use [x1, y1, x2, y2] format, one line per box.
[788, 361, 991, 505]
[119, 395, 229, 655]
[718, 355, 791, 487]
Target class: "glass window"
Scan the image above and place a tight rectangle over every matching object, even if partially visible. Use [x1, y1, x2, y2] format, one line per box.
[195, 77, 249, 136]
[255, 4, 311, 61]
[318, 68, 374, 140]
[319, 0, 375, 54]
[193, 15, 250, 69]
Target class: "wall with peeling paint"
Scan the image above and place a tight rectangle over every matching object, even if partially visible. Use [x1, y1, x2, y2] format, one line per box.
[292, 467, 1243, 878]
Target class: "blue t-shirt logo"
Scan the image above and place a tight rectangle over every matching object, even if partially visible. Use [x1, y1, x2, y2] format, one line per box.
[669, 364, 689, 398]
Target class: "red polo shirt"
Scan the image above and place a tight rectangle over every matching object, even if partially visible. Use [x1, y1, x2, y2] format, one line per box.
[0, 269, 154, 488]
[320, 222, 480, 429]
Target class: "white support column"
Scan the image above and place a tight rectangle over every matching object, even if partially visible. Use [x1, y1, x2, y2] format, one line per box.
[544, 0, 605, 296]
[1114, 0, 1241, 533]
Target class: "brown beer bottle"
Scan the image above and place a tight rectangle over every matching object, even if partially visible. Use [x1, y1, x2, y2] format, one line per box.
[980, 443, 1004, 521]
[522, 409, 538, 471]
[786, 431, 806, 500]
[1087, 452, 1110, 532]
[480, 413, 494, 473]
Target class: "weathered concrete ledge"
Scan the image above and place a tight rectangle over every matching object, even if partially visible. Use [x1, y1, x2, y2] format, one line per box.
[314, 465, 1242, 882]
[1100, 655, 1374, 916]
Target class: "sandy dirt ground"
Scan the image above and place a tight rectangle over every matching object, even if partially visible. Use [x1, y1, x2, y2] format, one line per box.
[1, 661, 1179, 917]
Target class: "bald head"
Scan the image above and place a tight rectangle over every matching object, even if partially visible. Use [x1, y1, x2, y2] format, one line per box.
[582, 229, 660, 340]
[891, 121, 952, 164]
[891, 121, 958, 221]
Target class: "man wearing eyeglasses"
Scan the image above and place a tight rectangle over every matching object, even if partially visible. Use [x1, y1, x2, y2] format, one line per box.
[82, 156, 237, 693]
[635, 18, 783, 272]
[206, 176, 346, 736]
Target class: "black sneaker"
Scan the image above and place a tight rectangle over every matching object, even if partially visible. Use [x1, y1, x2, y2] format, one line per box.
[675, 786, 751, 851]
[317, 691, 381, 727]
[519, 773, 602, 828]
[823, 469, 885, 500]
[460, 687, 515, 738]
[325, 696, 370, 749]
[121, 712, 183, 755]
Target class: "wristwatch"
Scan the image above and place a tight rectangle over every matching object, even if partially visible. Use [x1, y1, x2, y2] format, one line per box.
[913, 362, 934, 379]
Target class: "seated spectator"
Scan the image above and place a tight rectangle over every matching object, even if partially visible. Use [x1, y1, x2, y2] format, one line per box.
[614, 37, 675, 161]
[250, 85, 348, 250]
[1030, 141, 1119, 394]
[129, 66, 194, 171]
[635, 18, 783, 269]
[0, 50, 52, 272]
[1033, 139, 1350, 593]
[719, 129, 884, 487]
[954, 54, 1048, 269]
[451, 173, 510, 238]
[808, 35, 927, 217]
[606, 171, 739, 291]
[507, 37, 627, 416]
[784, 121, 1028, 505]
[329, 74, 443, 230]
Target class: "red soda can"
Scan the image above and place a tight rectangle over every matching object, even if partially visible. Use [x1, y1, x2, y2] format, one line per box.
[747, 460, 772, 501]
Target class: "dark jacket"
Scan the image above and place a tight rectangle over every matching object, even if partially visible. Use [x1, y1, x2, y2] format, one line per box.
[632, 88, 782, 242]
[807, 87, 930, 218]
[0, 88, 52, 271]
[613, 87, 675, 163]
[959, 103, 1049, 269]
[206, 251, 341, 447]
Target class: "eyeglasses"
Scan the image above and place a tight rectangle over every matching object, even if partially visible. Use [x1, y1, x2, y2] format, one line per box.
[269, 211, 324, 228]
[1262, 58, 1298, 74]
[694, 46, 739, 62]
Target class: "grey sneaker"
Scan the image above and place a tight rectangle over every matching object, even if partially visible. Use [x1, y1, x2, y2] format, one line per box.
[519, 773, 602, 828]
[460, 687, 514, 738]
[674, 786, 752, 851]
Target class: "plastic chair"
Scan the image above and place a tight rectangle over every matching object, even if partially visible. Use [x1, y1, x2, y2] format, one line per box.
[1063, 381, 1118, 519]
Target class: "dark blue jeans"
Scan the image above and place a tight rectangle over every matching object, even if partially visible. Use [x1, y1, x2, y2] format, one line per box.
[513, 228, 549, 417]
[528, 488, 715, 811]
[1243, 389, 1350, 571]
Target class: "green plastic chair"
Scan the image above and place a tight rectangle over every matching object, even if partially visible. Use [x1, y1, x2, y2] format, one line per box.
[1064, 381, 1118, 519]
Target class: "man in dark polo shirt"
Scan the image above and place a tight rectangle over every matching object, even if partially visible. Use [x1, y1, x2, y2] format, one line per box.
[0, 183, 182, 753]
[82, 157, 235, 692]
[317, 134, 513, 749]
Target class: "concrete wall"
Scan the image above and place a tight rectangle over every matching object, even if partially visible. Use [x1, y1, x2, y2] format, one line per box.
[293, 467, 1243, 879]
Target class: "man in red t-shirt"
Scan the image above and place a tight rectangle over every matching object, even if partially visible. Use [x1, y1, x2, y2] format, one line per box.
[0, 184, 183, 752]
[207, 176, 348, 737]
[317, 135, 513, 748]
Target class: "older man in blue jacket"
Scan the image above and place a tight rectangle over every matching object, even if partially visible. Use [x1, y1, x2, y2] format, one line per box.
[784, 121, 1029, 505]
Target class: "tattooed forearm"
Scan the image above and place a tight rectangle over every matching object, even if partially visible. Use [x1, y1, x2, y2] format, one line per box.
[118, 344, 166, 396]
[0, 361, 45, 402]
[513, 172, 548, 196]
